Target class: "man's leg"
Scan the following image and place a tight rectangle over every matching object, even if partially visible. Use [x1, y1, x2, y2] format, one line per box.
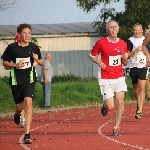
[44, 81, 50, 107]
[21, 110, 25, 119]
[133, 84, 139, 101]
[24, 97, 32, 134]
[113, 91, 125, 136]
[20, 109, 25, 128]
[135, 79, 146, 119]
[104, 97, 115, 111]
[129, 68, 138, 110]
[42, 82, 45, 107]
[135, 67, 147, 119]
[137, 79, 146, 112]
[23, 83, 35, 144]
[100, 84, 115, 116]
[115, 91, 125, 128]
[11, 85, 24, 116]
[14, 102, 24, 125]
[24, 97, 33, 144]
[145, 75, 150, 100]
[49, 82, 52, 106]
[132, 84, 139, 111]
[12, 85, 24, 126]
[101, 97, 114, 116]
[113, 79, 127, 136]
[16, 102, 24, 114]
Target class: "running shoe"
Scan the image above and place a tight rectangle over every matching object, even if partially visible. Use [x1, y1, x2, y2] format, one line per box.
[135, 111, 142, 120]
[24, 134, 32, 144]
[147, 98, 150, 101]
[14, 113, 20, 125]
[113, 127, 121, 136]
[20, 120, 25, 128]
[101, 104, 108, 116]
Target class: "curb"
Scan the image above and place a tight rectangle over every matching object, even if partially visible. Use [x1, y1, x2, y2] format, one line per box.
[0, 100, 137, 118]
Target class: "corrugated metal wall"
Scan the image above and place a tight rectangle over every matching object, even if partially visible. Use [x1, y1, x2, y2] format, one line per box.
[0, 36, 99, 77]
[35, 50, 98, 78]
[38, 36, 99, 51]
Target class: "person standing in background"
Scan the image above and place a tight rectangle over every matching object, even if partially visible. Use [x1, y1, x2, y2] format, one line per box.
[41, 53, 53, 108]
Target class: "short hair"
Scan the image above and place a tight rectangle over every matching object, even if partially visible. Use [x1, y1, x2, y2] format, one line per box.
[45, 52, 51, 59]
[133, 23, 143, 30]
[106, 20, 119, 30]
[17, 23, 32, 33]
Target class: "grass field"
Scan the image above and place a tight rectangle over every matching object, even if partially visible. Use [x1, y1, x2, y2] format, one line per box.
[0, 76, 134, 113]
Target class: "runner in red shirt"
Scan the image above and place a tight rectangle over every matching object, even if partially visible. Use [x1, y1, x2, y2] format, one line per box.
[89, 20, 128, 136]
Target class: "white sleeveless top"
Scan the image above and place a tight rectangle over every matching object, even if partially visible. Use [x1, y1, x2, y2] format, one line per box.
[129, 36, 146, 68]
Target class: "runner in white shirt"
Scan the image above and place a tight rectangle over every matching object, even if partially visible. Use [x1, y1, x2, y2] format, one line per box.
[127, 23, 147, 120]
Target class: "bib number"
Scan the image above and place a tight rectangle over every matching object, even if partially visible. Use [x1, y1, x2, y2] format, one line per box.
[109, 55, 121, 66]
[136, 54, 146, 64]
[16, 57, 31, 69]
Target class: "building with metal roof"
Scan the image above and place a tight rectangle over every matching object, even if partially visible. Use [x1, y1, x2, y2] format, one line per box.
[0, 22, 99, 78]
[0, 22, 97, 36]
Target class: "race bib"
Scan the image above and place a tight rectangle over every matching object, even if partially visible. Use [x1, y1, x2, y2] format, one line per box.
[16, 57, 31, 69]
[109, 55, 121, 66]
[136, 54, 146, 64]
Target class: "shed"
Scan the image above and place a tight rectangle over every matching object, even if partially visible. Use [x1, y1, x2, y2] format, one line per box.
[0, 22, 99, 78]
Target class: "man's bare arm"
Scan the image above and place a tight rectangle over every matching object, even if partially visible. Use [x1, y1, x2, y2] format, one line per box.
[89, 55, 106, 69]
[142, 32, 150, 56]
[128, 46, 142, 58]
[89, 55, 100, 64]
[142, 31, 150, 67]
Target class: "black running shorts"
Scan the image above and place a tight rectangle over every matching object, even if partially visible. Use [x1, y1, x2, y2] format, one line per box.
[11, 82, 35, 104]
[129, 67, 147, 84]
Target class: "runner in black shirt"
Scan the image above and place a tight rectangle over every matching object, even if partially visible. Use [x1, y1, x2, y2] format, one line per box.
[2, 23, 43, 144]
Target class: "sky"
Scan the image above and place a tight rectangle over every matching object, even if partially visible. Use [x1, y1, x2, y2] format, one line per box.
[0, 0, 125, 25]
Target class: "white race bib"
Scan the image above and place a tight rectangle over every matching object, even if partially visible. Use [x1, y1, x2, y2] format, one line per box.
[109, 55, 121, 66]
[136, 54, 146, 64]
[16, 57, 31, 69]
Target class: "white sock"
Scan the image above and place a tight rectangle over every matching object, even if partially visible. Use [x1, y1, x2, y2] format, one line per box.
[22, 119, 25, 122]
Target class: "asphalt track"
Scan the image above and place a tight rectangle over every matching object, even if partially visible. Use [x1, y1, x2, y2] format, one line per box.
[0, 102, 150, 150]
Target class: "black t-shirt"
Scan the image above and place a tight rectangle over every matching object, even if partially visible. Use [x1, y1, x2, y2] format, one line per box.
[2, 42, 42, 85]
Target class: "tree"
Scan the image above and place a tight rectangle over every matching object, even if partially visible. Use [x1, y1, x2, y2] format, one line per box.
[113, 0, 150, 40]
[76, 0, 150, 41]
[0, 0, 19, 12]
[115, 1, 150, 28]
[75, 0, 121, 13]
[76, 0, 123, 38]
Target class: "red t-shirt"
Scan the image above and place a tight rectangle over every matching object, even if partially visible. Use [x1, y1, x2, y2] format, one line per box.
[90, 37, 128, 80]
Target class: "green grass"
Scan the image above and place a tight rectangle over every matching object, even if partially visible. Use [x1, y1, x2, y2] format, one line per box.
[0, 76, 134, 113]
